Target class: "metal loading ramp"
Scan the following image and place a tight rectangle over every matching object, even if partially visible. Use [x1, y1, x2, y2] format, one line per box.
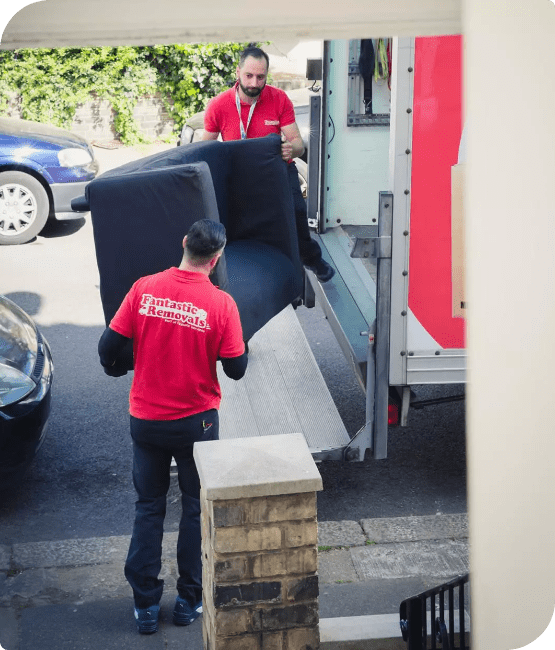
[217, 305, 351, 456]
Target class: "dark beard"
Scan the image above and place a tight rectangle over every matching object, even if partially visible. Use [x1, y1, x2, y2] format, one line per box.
[239, 80, 265, 98]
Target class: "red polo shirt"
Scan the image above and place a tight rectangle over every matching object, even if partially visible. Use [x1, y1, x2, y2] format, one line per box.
[204, 83, 296, 141]
[110, 268, 244, 420]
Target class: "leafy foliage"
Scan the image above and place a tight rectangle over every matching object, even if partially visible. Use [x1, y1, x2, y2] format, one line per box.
[0, 43, 249, 144]
[146, 43, 246, 127]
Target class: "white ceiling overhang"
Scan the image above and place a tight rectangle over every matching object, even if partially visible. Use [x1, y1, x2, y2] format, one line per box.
[1, 0, 461, 50]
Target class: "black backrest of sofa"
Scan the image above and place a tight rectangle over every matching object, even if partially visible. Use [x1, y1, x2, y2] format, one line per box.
[94, 135, 302, 278]
[98, 139, 232, 227]
[87, 161, 224, 327]
[220, 136, 302, 275]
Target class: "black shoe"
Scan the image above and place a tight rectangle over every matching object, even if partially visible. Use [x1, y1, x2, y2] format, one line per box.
[134, 604, 160, 634]
[306, 259, 335, 283]
[173, 596, 203, 626]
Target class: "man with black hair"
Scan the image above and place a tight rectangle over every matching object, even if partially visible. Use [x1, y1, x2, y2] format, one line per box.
[98, 219, 247, 634]
[202, 44, 335, 283]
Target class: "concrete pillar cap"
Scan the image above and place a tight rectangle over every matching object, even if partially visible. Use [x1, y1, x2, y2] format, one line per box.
[194, 433, 323, 500]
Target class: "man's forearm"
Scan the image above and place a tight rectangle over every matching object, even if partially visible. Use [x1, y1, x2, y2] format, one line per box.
[202, 130, 219, 141]
[220, 352, 248, 380]
[290, 136, 305, 159]
[98, 327, 129, 367]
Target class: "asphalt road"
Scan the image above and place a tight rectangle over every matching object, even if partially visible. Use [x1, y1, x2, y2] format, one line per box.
[0, 143, 467, 546]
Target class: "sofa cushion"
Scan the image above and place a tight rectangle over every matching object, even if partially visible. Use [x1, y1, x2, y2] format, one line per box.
[225, 240, 300, 342]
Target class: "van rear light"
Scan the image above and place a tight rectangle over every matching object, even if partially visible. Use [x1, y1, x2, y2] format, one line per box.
[388, 402, 399, 426]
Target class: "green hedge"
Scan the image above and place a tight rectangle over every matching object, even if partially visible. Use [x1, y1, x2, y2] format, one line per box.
[0, 43, 251, 144]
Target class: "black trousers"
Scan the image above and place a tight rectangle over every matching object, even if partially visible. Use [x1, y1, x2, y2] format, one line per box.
[287, 161, 324, 267]
[124, 409, 218, 609]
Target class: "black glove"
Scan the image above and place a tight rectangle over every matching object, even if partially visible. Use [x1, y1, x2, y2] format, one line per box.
[102, 360, 128, 377]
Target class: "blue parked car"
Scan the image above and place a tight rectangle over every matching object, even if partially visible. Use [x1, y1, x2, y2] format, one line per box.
[0, 117, 99, 245]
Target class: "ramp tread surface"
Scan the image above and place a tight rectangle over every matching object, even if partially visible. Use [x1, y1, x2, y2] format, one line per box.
[218, 305, 350, 451]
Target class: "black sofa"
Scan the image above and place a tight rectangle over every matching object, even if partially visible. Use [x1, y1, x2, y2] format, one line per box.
[73, 134, 303, 370]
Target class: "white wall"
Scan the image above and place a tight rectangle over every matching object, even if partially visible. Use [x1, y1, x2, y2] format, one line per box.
[465, 1, 555, 647]
[1, 1, 462, 48]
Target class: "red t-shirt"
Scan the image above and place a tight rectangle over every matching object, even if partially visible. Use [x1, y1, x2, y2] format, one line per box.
[204, 83, 296, 142]
[110, 268, 244, 420]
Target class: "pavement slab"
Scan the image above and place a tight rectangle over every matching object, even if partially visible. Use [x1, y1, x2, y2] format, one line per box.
[13, 536, 130, 570]
[12, 532, 180, 570]
[318, 548, 359, 584]
[351, 538, 469, 581]
[318, 520, 367, 547]
[361, 513, 468, 544]
[1, 560, 178, 607]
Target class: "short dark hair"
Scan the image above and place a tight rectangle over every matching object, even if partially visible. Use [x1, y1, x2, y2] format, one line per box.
[185, 219, 226, 265]
[239, 44, 269, 70]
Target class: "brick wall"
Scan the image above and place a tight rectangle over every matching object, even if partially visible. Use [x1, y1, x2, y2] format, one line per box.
[202, 492, 320, 649]
[194, 434, 323, 650]
[6, 93, 176, 142]
[71, 94, 176, 142]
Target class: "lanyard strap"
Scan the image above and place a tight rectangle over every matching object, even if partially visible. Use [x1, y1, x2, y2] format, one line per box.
[235, 89, 257, 140]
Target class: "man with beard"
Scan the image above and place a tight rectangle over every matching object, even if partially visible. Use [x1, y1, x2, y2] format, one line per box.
[202, 44, 335, 283]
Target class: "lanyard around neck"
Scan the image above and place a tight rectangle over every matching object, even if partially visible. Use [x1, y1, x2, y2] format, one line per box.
[235, 89, 257, 140]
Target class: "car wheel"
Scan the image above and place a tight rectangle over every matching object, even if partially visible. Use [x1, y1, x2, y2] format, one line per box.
[0, 171, 49, 245]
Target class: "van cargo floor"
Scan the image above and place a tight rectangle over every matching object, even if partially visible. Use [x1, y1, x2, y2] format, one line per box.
[218, 305, 351, 455]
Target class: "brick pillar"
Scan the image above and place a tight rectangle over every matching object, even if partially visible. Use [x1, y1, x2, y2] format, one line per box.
[194, 433, 323, 650]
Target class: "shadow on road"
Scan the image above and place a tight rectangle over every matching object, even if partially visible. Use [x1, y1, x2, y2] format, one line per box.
[40, 216, 87, 239]
[3, 291, 42, 316]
